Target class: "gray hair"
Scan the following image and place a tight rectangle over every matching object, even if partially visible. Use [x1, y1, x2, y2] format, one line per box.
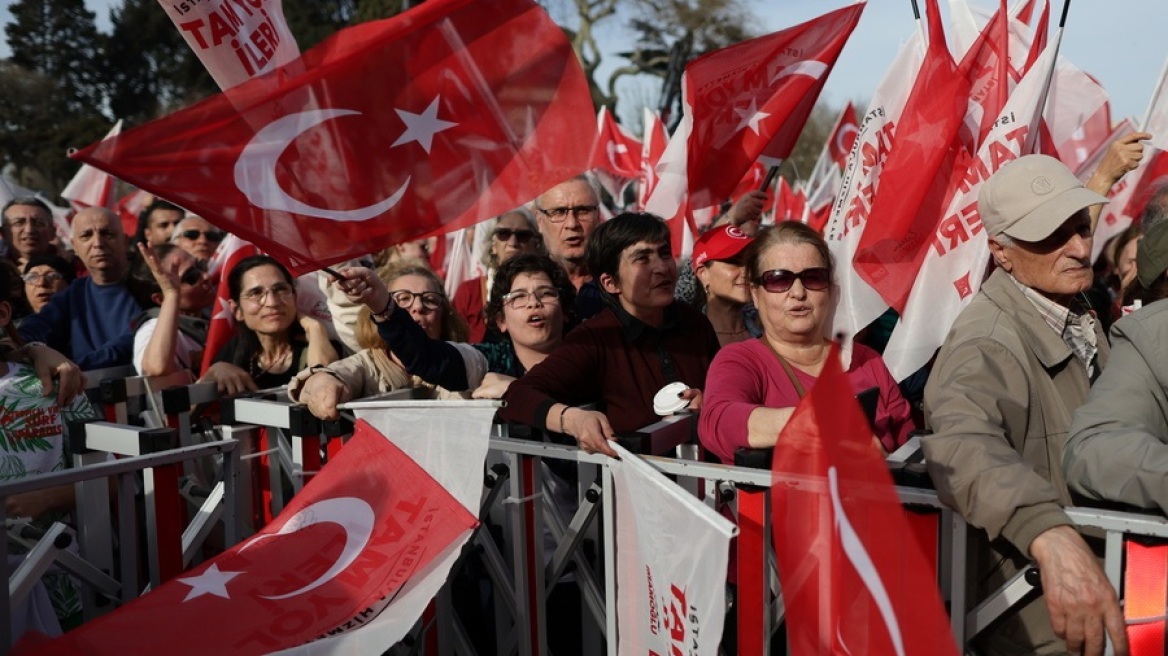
[1139, 179, 1168, 235]
[480, 207, 541, 270]
[531, 173, 602, 212]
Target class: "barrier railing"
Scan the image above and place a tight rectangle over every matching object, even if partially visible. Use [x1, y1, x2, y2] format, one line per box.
[19, 369, 1168, 656]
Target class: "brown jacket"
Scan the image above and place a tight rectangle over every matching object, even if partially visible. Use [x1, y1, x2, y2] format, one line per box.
[923, 268, 1109, 654]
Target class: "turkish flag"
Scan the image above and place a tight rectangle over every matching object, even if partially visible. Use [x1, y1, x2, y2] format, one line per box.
[61, 120, 122, 213]
[590, 106, 642, 181]
[114, 188, 153, 240]
[16, 419, 477, 655]
[771, 343, 958, 656]
[71, 0, 596, 275]
[200, 234, 261, 375]
[636, 108, 668, 210]
[827, 100, 860, 170]
[853, 0, 971, 314]
[644, 3, 862, 225]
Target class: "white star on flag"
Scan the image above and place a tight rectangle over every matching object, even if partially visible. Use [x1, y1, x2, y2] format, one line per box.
[213, 297, 233, 321]
[392, 96, 457, 153]
[178, 563, 242, 602]
[734, 98, 771, 135]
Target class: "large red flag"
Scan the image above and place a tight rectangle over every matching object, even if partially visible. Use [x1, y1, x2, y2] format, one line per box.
[71, 0, 596, 275]
[644, 3, 863, 224]
[17, 419, 477, 655]
[771, 344, 958, 656]
[852, 0, 971, 314]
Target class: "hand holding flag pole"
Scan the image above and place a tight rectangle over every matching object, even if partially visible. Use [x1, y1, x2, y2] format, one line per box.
[760, 163, 782, 192]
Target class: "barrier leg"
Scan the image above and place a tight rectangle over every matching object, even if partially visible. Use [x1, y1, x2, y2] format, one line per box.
[144, 463, 185, 585]
[506, 453, 546, 656]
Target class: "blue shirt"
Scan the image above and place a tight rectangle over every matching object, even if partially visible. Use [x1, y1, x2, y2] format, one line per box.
[18, 277, 142, 370]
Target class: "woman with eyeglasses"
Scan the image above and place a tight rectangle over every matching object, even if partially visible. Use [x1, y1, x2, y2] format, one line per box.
[293, 254, 575, 419]
[699, 222, 913, 463]
[126, 243, 216, 377]
[21, 255, 74, 316]
[290, 259, 477, 415]
[201, 255, 339, 394]
[452, 209, 543, 342]
[170, 215, 225, 262]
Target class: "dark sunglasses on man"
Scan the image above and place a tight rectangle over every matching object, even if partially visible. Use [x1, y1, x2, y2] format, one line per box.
[178, 229, 225, 243]
[493, 228, 536, 243]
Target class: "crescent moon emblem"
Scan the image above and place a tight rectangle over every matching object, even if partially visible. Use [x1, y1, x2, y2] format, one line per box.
[241, 496, 375, 600]
[770, 60, 829, 85]
[835, 124, 859, 155]
[234, 109, 410, 222]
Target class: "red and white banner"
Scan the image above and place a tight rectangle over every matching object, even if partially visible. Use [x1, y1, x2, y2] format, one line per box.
[803, 101, 858, 203]
[853, 0, 972, 314]
[74, 0, 596, 275]
[272, 399, 497, 654]
[1141, 57, 1168, 153]
[772, 343, 958, 656]
[611, 443, 735, 656]
[61, 120, 122, 212]
[644, 3, 863, 228]
[17, 419, 477, 656]
[825, 20, 923, 343]
[883, 35, 1061, 380]
[157, 0, 300, 90]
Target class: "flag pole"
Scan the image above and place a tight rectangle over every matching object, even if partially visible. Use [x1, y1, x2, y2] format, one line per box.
[1022, 0, 1069, 153]
[761, 162, 783, 192]
[909, 0, 926, 51]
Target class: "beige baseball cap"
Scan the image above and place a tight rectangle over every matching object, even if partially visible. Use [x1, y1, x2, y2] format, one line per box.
[978, 155, 1109, 242]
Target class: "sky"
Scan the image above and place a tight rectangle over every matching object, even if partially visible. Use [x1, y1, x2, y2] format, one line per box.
[0, 0, 1164, 126]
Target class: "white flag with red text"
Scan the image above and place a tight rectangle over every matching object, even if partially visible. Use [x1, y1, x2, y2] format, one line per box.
[825, 25, 924, 343]
[611, 443, 735, 656]
[157, 0, 300, 90]
[883, 36, 1061, 380]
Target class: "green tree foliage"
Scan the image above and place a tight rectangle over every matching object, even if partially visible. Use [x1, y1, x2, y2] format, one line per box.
[103, 0, 218, 123]
[5, 0, 104, 111]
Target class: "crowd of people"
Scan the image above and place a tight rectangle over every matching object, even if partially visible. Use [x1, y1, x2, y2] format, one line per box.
[6, 130, 1168, 654]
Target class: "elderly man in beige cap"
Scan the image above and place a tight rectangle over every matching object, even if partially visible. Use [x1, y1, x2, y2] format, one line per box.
[923, 155, 1129, 656]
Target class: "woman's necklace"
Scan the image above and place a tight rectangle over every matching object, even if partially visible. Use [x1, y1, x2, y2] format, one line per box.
[253, 347, 292, 376]
[715, 328, 746, 336]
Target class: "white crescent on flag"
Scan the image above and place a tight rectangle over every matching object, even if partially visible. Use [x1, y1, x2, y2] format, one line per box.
[770, 60, 829, 85]
[241, 496, 375, 600]
[234, 109, 411, 222]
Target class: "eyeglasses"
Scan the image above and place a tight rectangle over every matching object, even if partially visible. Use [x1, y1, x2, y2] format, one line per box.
[177, 229, 225, 242]
[493, 228, 536, 243]
[390, 289, 445, 311]
[536, 205, 599, 223]
[7, 216, 50, 230]
[501, 286, 561, 309]
[240, 282, 295, 305]
[753, 268, 831, 293]
[22, 271, 64, 285]
[179, 262, 208, 287]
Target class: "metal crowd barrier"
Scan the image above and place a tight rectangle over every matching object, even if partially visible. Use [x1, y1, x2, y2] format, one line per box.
[14, 368, 1168, 656]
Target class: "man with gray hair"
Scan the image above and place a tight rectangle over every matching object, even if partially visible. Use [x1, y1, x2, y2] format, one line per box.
[19, 207, 141, 369]
[533, 175, 605, 320]
[923, 155, 1128, 656]
[2, 197, 58, 269]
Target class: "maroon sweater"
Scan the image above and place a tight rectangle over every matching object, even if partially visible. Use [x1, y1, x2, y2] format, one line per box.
[499, 302, 720, 434]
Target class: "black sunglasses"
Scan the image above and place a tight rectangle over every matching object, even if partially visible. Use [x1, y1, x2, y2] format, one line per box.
[179, 262, 208, 286]
[753, 268, 831, 293]
[178, 229, 225, 242]
[494, 228, 536, 243]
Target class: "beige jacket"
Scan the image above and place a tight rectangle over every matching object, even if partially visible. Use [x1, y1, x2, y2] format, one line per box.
[923, 268, 1109, 655]
[287, 348, 466, 402]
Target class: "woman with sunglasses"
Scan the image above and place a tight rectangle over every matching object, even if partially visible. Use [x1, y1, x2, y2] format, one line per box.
[699, 222, 913, 463]
[290, 259, 474, 415]
[452, 209, 543, 342]
[170, 215, 225, 262]
[201, 255, 339, 394]
[294, 254, 575, 419]
[127, 243, 216, 377]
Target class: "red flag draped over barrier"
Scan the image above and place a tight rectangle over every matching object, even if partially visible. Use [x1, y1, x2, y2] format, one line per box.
[72, 0, 596, 274]
[16, 420, 477, 656]
[771, 344, 958, 656]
